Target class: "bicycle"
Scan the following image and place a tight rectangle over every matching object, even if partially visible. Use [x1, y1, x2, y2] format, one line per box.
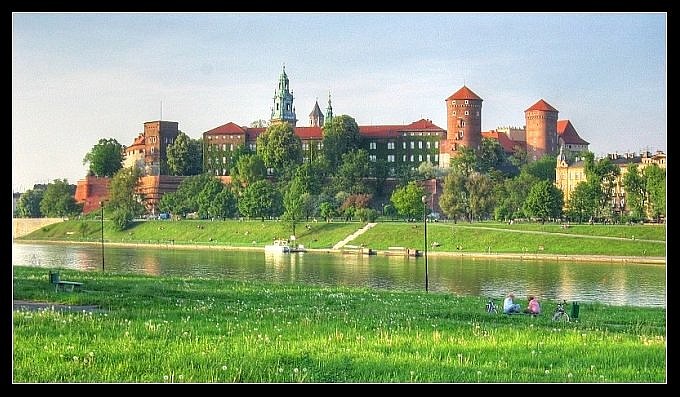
[485, 298, 499, 314]
[552, 300, 570, 322]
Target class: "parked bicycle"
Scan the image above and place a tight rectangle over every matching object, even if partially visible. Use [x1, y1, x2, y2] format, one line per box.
[485, 298, 498, 314]
[552, 300, 570, 322]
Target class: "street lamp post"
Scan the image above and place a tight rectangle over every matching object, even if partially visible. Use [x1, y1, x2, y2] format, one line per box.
[421, 195, 429, 292]
[100, 201, 105, 272]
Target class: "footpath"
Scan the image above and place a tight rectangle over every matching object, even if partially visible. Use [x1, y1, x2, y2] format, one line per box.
[331, 223, 377, 250]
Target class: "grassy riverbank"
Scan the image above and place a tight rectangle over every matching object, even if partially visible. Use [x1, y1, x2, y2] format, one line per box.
[16, 219, 666, 260]
[12, 266, 666, 383]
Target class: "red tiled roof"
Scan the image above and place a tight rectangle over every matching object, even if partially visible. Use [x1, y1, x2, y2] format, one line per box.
[482, 130, 523, 154]
[525, 99, 558, 112]
[402, 119, 446, 131]
[557, 120, 589, 145]
[446, 86, 482, 101]
[126, 133, 145, 151]
[359, 125, 404, 138]
[295, 126, 323, 140]
[204, 122, 246, 135]
[244, 127, 266, 141]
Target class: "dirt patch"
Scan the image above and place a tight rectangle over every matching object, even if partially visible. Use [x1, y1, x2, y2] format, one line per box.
[13, 300, 106, 313]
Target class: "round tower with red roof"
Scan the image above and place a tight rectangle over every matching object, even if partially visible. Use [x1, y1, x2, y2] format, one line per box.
[524, 99, 559, 161]
[441, 86, 482, 166]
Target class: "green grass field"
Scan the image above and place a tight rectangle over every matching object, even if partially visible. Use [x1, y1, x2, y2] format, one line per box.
[12, 266, 666, 383]
[18, 219, 667, 258]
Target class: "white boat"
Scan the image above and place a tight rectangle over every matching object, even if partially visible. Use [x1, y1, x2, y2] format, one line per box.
[264, 240, 291, 253]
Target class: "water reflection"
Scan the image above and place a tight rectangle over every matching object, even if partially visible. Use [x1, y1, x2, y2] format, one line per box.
[12, 242, 665, 308]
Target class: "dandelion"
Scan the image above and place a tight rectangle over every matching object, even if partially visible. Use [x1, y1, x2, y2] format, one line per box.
[545, 370, 550, 375]
[222, 365, 228, 371]
[278, 368, 284, 373]
[294, 368, 299, 374]
[531, 350, 536, 355]
[73, 356, 78, 361]
[568, 373, 573, 378]
[164, 375, 169, 381]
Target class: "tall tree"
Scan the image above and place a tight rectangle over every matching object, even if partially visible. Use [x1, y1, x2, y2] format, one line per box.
[321, 114, 361, 170]
[256, 123, 303, 176]
[282, 177, 306, 236]
[390, 181, 425, 220]
[622, 164, 646, 220]
[565, 181, 598, 223]
[333, 149, 372, 195]
[523, 180, 564, 224]
[439, 171, 468, 223]
[39, 179, 82, 218]
[449, 146, 477, 176]
[231, 154, 267, 191]
[107, 167, 144, 230]
[167, 132, 203, 176]
[644, 164, 666, 222]
[15, 188, 44, 218]
[522, 154, 557, 182]
[83, 138, 125, 178]
[465, 172, 495, 222]
[238, 179, 282, 221]
[159, 173, 215, 217]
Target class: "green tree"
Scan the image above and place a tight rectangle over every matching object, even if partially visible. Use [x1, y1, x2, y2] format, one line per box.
[333, 149, 372, 195]
[107, 167, 145, 230]
[622, 164, 646, 220]
[15, 188, 44, 218]
[282, 177, 305, 236]
[644, 164, 666, 222]
[449, 146, 476, 176]
[523, 180, 564, 224]
[238, 180, 282, 221]
[227, 144, 251, 176]
[39, 179, 82, 218]
[197, 177, 226, 219]
[466, 172, 495, 222]
[321, 115, 361, 170]
[319, 201, 336, 222]
[231, 154, 267, 191]
[160, 173, 215, 217]
[439, 171, 468, 223]
[390, 181, 425, 220]
[167, 132, 203, 176]
[477, 137, 509, 175]
[493, 172, 538, 221]
[83, 138, 124, 178]
[565, 181, 598, 223]
[583, 152, 620, 221]
[522, 154, 557, 182]
[256, 123, 303, 176]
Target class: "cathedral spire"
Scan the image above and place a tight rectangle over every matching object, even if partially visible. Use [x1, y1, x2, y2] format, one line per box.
[270, 65, 297, 126]
[325, 91, 333, 123]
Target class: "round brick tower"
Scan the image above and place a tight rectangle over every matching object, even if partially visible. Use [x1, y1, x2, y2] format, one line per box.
[441, 86, 482, 167]
[524, 99, 558, 162]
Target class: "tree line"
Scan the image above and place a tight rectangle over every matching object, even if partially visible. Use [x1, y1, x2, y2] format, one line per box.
[15, 116, 666, 235]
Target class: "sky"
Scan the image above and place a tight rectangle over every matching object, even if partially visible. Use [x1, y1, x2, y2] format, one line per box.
[12, 12, 667, 193]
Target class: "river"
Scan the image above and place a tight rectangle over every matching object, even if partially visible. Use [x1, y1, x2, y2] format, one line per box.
[12, 241, 666, 308]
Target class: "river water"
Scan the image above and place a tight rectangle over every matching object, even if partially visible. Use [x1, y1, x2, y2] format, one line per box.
[12, 242, 666, 308]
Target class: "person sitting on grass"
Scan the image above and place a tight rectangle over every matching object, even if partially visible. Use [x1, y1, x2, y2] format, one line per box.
[523, 295, 541, 315]
[503, 292, 521, 314]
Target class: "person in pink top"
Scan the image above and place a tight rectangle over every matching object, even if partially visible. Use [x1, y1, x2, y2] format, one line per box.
[523, 295, 541, 315]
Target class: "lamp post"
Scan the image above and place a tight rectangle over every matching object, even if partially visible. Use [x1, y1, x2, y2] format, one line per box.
[100, 201, 105, 272]
[421, 195, 429, 292]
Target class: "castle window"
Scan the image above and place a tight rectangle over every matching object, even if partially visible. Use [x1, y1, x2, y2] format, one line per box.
[230, 144, 234, 151]
[452, 111, 456, 115]
[402, 155, 407, 162]
[476, 111, 480, 117]
[410, 155, 414, 162]
[369, 155, 376, 162]
[434, 141, 439, 149]
[465, 111, 469, 116]
[458, 131, 464, 139]
[426, 154, 430, 162]
[419, 155, 423, 162]
[317, 142, 323, 150]
[222, 157, 226, 164]
[387, 155, 395, 162]
[465, 100, 469, 104]
[402, 142, 407, 149]
[387, 142, 395, 150]
[410, 142, 415, 149]
[434, 154, 439, 162]
[418, 141, 423, 149]
[452, 100, 456, 105]
[369, 142, 377, 150]
[426, 141, 431, 149]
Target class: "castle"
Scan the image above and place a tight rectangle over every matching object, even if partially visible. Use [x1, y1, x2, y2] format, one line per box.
[82, 66, 667, 217]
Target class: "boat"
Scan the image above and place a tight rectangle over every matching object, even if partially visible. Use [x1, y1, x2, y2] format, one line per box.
[265, 239, 291, 253]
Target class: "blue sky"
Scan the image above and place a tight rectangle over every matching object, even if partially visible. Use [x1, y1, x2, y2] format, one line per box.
[12, 12, 666, 192]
